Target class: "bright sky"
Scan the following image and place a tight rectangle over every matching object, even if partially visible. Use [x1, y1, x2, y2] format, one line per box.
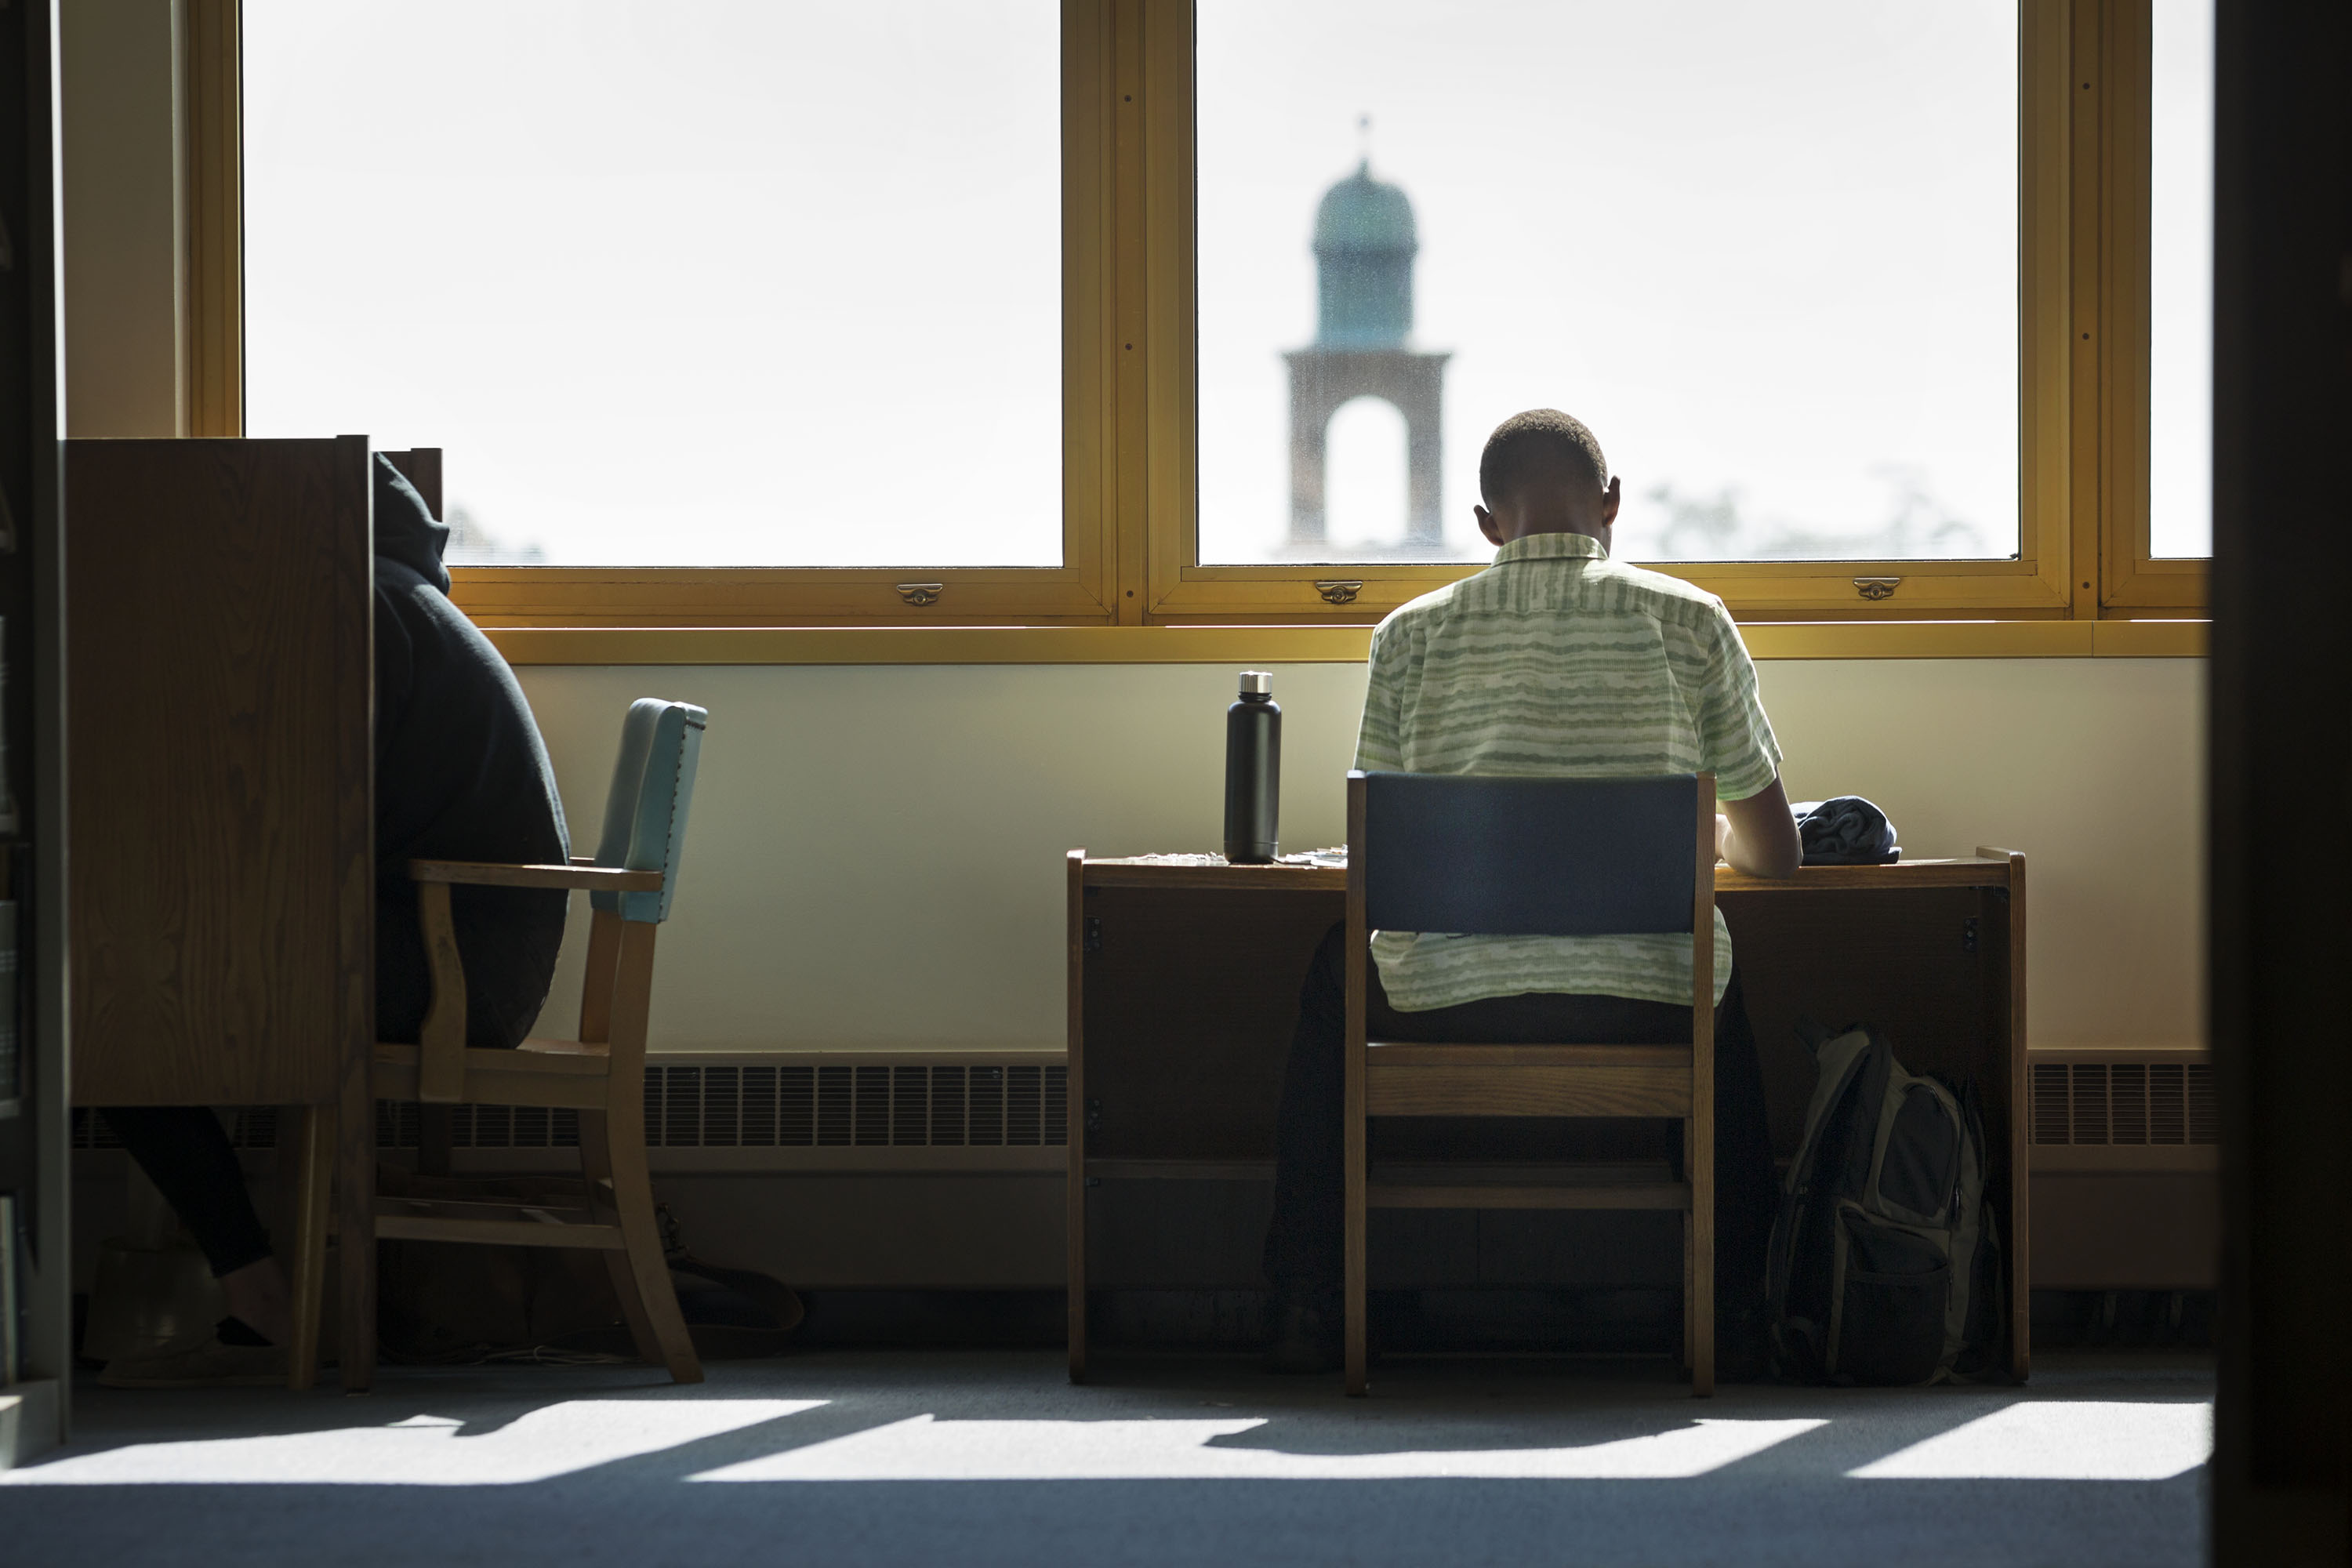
[2148, 0, 2214, 558]
[244, 1, 1063, 566]
[244, 2, 2212, 568]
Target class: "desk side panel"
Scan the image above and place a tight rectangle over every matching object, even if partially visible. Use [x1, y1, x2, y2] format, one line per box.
[1983, 858, 2028, 1377]
[1719, 887, 1998, 1163]
[67, 439, 369, 1105]
[1080, 884, 1341, 1162]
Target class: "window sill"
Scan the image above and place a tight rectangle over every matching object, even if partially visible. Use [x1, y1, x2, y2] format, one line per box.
[484, 619, 2207, 666]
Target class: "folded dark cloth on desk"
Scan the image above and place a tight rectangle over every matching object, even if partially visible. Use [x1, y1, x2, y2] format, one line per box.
[1790, 797, 1901, 866]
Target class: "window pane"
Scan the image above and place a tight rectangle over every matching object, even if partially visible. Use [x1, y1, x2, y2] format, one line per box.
[1197, 2, 2020, 566]
[2148, 0, 2212, 558]
[245, 2, 1061, 567]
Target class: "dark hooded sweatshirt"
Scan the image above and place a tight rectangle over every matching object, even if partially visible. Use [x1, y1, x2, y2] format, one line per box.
[373, 455, 570, 1047]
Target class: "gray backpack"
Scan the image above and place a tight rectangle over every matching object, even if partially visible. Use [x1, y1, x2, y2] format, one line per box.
[1765, 1020, 2005, 1384]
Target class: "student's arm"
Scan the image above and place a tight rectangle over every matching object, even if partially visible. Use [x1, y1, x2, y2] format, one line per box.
[1691, 600, 1799, 878]
[1717, 776, 1803, 880]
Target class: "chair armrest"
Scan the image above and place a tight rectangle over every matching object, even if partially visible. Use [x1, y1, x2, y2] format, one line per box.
[409, 858, 663, 892]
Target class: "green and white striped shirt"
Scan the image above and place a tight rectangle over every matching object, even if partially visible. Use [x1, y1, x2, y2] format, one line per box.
[1356, 530, 1782, 1011]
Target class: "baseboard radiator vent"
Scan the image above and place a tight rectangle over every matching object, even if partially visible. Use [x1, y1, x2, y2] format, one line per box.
[74, 1061, 1069, 1153]
[2029, 1054, 2216, 1146]
[2027, 1048, 2218, 1291]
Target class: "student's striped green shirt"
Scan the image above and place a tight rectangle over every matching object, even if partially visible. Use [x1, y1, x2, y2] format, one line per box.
[1356, 530, 1782, 1011]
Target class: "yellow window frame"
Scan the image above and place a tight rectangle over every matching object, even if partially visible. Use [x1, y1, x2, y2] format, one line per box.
[454, 0, 1122, 629]
[203, 0, 2201, 633]
[2091, 0, 2208, 612]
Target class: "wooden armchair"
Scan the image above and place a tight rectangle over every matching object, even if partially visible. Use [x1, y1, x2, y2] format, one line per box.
[291, 699, 709, 1390]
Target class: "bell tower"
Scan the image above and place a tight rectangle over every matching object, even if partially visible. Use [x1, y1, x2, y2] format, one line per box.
[1282, 139, 1450, 554]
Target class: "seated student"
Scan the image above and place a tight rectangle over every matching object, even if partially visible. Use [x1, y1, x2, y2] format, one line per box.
[1261, 408, 1802, 1374]
[100, 455, 572, 1386]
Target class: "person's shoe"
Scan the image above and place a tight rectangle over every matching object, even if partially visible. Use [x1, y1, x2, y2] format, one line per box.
[100, 1318, 287, 1388]
[1261, 1292, 1343, 1375]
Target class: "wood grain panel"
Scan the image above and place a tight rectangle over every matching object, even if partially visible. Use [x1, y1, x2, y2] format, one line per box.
[370, 1053, 613, 1112]
[1366, 1065, 1692, 1118]
[1084, 862, 1342, 892]
[1364, 1044, 1695, 1071]
[67, 438, 372, 1105]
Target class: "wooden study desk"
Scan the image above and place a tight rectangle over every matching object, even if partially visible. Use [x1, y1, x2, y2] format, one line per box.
[1065, 850, 2028, 1383]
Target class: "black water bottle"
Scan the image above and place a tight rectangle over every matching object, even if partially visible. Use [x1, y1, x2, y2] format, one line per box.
[1223, 670, 1281, 864]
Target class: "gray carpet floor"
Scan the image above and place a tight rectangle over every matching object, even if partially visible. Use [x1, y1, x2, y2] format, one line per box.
[0, 1349, 2210, 1566]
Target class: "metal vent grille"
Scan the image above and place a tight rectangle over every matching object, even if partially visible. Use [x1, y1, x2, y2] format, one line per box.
[373, 1102, 582, 1150]
[2030, 1060, 2217, 1145]
[75, 1062, 1068, 1152]
[642, 1064, 1067, 1149]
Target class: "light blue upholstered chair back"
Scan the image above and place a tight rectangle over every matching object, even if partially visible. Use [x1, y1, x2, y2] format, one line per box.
[589, 699, 707, 924]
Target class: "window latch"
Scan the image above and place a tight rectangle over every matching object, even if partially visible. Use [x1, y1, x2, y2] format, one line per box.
[1853, 576, 1901, 601]
[895, 583, 945, 607]
[1315, 580, 1364, 605]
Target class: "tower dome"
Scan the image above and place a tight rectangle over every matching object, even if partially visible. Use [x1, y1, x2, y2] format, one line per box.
[1312, 160, 1418, 348]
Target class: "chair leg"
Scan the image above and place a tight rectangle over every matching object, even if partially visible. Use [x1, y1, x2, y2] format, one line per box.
[1682, 1121, 1695, 1374]
[1345, 1129, 1368, 1398]
[579, 1109, 666, 1370]
[590, 1107, 702, 1385]
[1693, 1125, 1715, 1399]
[285, 1105, 333, 1391]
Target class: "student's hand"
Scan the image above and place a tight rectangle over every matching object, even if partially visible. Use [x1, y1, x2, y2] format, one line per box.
[1714, 814, 1733, 864]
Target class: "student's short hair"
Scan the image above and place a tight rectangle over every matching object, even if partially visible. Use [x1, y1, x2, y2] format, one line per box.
[1478, 409, 1610, 506]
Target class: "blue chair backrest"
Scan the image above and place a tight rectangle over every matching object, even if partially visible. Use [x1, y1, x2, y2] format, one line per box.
[1360, 771, 1701, 936]
[590, 699, 707, 924]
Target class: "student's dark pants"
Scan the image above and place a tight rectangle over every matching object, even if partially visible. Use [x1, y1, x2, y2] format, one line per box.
[103, 908, 553, 1281]
[1262, 924, 1780, 1319]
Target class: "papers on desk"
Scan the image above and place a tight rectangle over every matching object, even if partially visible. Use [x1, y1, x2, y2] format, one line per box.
[1117, 848, 1348, 869]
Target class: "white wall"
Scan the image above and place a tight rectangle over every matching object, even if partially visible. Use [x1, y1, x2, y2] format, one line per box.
[517, 656, 2204, 1055]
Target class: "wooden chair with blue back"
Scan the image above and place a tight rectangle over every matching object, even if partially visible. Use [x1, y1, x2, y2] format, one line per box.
[314, 698, 710, 1389]
[1344, 768, 1719, 1396]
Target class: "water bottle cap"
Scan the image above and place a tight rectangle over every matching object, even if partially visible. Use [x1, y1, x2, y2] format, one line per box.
[1237, 670, 1273, 696]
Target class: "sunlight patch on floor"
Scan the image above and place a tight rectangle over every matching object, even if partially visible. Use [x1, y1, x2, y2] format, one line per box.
[691, 1415, 1831, 1482]
[1849, 1401, 2212, 1480]
[2, 1399, 822, 1486]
